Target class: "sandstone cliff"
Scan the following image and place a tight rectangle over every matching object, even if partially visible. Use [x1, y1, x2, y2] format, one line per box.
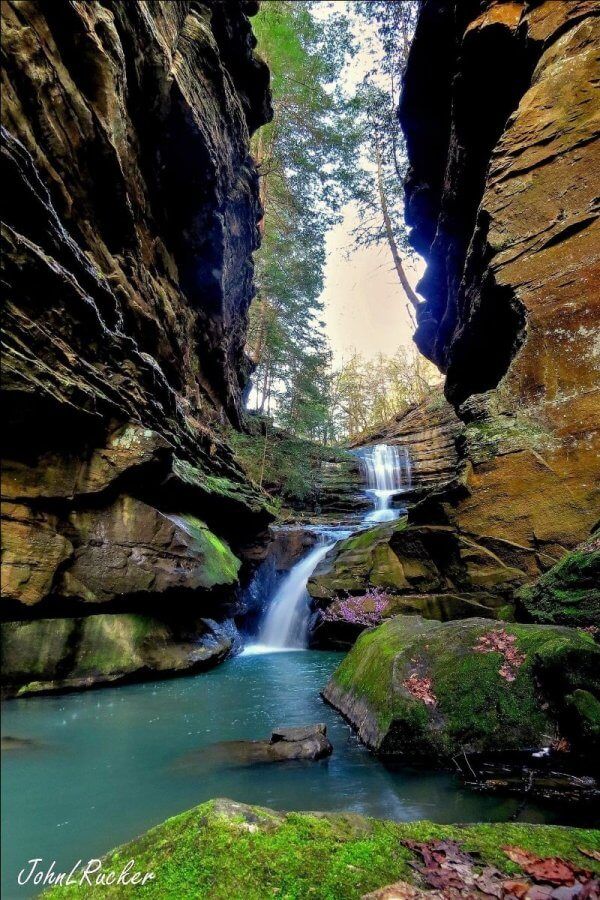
[350, 391, 463, 497]
[399, 0, 600, 582]
[1, 0, 273, 694]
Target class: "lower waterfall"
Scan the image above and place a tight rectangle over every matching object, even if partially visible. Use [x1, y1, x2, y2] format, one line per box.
[244, 537, 336, 653]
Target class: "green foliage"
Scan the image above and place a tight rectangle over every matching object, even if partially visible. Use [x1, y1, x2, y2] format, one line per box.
[248, 1, 359, 441]
[518, 537, 600, 627]
[349, 4, 419, 274]
[329, 349, 440, 440]
[229, 416, 343, 507]
[43, 799, 600, 899]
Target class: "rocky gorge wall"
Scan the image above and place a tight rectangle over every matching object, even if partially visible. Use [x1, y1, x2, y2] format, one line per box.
[399, 0, 599, 578]
[310, 0, 599, 642]
[1, 0, 274, 695]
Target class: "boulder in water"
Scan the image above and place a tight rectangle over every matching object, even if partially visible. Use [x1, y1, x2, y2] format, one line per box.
[1, 736, 39, 751]
[182, 724, 333, 769]
[322, 616, 600, 763]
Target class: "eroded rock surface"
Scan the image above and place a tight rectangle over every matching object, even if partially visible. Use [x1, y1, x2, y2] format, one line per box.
[399, 0, 600, 589]
[1, 1, 273, 690]
[1, 613, 238, 698]
[308, 518, 516, 646]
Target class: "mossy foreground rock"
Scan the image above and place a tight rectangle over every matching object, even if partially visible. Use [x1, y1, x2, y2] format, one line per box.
[518, 534, 600, 628]
[43, 799, 599, 900]
[323, 617, 600, 762]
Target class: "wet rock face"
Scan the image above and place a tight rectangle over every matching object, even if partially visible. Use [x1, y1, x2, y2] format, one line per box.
[1, 1, 273, 686]
[351, 392, 463, 497]
[1, 614, 237, 698]
[400, 1, 600, 559]
[308, 519, 517, 648]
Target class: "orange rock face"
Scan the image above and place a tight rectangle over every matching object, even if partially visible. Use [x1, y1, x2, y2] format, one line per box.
[401, 0, 600, 570]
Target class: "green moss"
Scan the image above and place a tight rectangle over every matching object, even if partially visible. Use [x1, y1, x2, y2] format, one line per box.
[173, 515, 241, 587]
[465, 412, 553, 463]
[171, 458, 277, 518]
[43, 799, 600, 899]
[328, 617, 600, 759]
[518, 539, 600, 627]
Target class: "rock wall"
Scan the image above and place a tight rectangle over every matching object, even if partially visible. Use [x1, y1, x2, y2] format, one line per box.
[400, 0, 600, 572]
[350, 391, 463, 497]
[1, 0, 273, 694]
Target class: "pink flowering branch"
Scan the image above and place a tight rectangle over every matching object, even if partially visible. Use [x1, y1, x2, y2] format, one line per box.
[322, 587, 390, 627]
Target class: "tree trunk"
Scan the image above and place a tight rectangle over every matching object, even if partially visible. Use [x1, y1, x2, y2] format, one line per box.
[258, 349, 271, 414]
[375, 139, 421, 311]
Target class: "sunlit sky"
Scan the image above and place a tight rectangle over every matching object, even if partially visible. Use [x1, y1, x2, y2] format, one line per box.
[321, 205, 424, 366]
[315, 1, 425, 366]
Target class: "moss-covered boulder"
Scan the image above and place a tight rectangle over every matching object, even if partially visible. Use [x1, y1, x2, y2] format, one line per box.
[322, 616, 600, 762]
[309, 520, 412, 598]
[1, 614, 235, 697]
[517, 534, 600, 628]
[42, 799, 599, 900]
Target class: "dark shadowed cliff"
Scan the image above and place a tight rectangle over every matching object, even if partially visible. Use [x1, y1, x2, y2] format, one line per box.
[1, 0, 274, 693]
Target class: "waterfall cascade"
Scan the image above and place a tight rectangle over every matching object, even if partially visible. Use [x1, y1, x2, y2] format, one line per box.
[244, 537, 335, 654]
[357, 443, 412, 523]
[243, 443, 412, 653]
[243, 528, 350, 655]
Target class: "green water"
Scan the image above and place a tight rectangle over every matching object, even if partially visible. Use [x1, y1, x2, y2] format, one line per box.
[0, 651, 585, 898]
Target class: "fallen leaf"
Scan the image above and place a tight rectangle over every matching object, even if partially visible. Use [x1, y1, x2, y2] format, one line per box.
[474, 629, 526, 681]
[403, 674, 437, 706]
[502, 879, 530, 898]
[503, 848, 579, 886]
[361, 881, 438, 899]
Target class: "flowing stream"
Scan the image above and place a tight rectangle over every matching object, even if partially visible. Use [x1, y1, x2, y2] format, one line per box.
[1, 652, 583, 898]
[2, 444, 587, 899]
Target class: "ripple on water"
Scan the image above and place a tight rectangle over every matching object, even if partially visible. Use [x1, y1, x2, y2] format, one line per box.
[0, 651, 589, 898]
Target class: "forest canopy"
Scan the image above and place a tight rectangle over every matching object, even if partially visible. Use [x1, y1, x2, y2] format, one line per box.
[246, 0, 437, 444]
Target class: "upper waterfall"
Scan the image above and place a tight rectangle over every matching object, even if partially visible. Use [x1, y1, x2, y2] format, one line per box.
[356, 443, 412, 523]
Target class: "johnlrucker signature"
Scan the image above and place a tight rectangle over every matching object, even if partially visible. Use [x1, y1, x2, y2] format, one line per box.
[17, 858, 156, 889]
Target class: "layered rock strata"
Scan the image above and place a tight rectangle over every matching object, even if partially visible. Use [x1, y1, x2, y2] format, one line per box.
[399, 0, 600, 583]
[1, 0, 273, 693]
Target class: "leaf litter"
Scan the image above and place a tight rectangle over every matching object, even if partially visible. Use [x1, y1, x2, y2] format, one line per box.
[362, 839, 599, 900]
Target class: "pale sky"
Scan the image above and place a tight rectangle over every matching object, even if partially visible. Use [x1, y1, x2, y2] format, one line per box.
[321, 203, 425, 366]
[315, 2, 426, 366]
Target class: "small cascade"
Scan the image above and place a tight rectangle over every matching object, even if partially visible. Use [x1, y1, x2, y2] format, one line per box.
[242, 443, 412, 655]
[243, 534, 340, 654]
[357, 443, 412, 523]
[243, 528, 351, 656]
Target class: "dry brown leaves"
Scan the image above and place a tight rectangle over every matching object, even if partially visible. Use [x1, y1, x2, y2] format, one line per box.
[403, 673, 437, 706]
[474, 629, 526, 681]
[379, 839, 600, 900]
